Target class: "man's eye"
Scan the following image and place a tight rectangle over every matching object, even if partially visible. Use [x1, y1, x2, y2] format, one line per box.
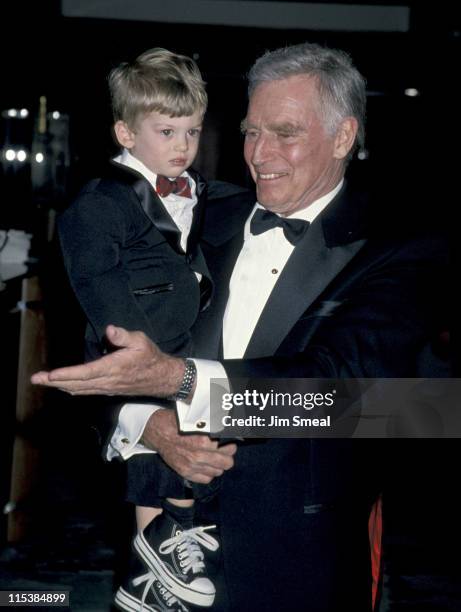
[161, 129, 173, 136]
[244, 130, 258, 139]
[278, 132, 296, 139]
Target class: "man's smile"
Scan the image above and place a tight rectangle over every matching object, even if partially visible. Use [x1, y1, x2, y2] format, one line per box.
[256, 172, 289, 180]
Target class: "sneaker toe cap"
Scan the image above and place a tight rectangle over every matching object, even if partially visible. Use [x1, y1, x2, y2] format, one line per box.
[189, 577, 215, 595]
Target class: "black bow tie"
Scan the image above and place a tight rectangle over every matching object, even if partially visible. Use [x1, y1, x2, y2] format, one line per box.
[250, 208, 310, 245]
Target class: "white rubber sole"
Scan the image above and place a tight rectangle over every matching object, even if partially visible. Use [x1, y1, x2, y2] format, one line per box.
[114, 586, 159, 612]
[133, 532, 215, 607]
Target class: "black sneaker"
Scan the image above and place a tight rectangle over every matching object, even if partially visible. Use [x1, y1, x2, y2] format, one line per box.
[133, 509, 219, 607]
[114, 553, 190, 612]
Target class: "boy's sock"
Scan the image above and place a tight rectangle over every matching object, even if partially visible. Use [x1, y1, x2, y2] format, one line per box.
[162, 499, 195, 529]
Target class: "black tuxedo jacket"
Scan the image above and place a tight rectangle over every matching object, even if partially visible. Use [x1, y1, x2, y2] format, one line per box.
[58, 162, 212, 359]
[194, 180, 449, 611]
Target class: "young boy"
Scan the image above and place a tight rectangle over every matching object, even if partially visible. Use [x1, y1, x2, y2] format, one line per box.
[58, 48, 219, 612]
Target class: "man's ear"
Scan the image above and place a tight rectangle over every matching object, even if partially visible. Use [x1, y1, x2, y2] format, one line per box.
[113, 120, 136, 149]
[333, 117, 358, 160]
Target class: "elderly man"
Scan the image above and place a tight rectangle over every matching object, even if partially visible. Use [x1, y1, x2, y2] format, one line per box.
[33, 42, 446, 611]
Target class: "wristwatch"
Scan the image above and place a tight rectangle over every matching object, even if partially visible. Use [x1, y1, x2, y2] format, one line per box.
[173, 359, 197, 401]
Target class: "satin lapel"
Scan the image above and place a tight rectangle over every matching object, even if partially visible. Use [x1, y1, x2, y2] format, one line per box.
[244, 217, 366, 358]
[107, 161, 183, 254]
[186, 173, 210, 278]
[192, 231, 244, 360]
[187, 171, 206, 257]
[131, 178, 183, 254]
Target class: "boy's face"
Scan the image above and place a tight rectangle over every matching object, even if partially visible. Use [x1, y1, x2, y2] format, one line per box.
[115, 109, 203, 177]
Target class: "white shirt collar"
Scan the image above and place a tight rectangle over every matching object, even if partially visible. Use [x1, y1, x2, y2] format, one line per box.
[113, 148, 195, 196]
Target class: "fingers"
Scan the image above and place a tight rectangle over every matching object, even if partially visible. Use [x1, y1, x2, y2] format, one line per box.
[47, 364, 101, 382]
[37, 356, 114, 383]
[212, 448, 235, 470]
[185, 446, 235, 476]
[217, 443, 238, 456]
[105, 325, 133, 348]
[105, 325, 150, 351]
[31, 352, 117, 389]
[193, 450, 234, 471]
[190, 463, 225, 480]
[31, 369, 117, 395]
[164, 439, 236, 484]
[30, 371, 51, 385]
[186, 472, 216, 485]
[185, 436, 219, 451]
[181, 458, 231, 484]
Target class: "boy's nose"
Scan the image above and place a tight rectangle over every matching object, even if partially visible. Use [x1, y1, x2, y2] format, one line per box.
[174, 136, 188, 151]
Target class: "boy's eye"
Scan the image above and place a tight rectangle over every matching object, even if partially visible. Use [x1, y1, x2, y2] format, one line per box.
[161, 129, 173, 136]
[188, 128, 201, 137]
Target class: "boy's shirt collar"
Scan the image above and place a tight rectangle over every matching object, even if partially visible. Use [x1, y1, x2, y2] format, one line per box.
[114, 148, 197, 199]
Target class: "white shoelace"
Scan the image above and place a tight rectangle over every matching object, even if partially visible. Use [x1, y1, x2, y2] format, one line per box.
[132, 572, 188, 612]
[159, 525, 219, 576]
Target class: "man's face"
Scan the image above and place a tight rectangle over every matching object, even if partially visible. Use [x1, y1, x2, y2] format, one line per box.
[243, 74, 351, 215]
[116, 109, 203, 178]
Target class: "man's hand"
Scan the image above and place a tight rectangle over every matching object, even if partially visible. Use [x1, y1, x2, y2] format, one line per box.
[143, 410, 237, 484]
[30, 325, 184, 397]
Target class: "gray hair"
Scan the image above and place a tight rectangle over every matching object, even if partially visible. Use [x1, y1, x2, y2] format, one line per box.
[248, 42, 366, 150]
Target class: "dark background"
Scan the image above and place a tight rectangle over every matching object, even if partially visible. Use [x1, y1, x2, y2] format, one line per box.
[0, 1, 459, 609]
[1, 1, 459, 209]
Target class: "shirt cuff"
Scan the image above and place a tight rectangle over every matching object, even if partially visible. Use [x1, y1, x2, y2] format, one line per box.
[176, 359, 228, 433]
[106, 403, 162, 461]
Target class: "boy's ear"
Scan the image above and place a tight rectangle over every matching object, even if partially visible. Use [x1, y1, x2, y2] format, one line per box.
[114, 120, 136, 149]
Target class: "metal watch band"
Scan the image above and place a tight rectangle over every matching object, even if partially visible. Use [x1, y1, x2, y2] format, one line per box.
[174, 359, 197, 401]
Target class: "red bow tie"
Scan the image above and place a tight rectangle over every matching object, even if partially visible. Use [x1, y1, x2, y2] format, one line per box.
[156, 175, 192, 198]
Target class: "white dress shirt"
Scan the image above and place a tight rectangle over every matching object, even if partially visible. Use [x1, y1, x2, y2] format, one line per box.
[109, 179, 344, 457]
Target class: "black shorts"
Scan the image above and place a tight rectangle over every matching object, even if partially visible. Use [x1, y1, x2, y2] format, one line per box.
[125, 453, 220, 507]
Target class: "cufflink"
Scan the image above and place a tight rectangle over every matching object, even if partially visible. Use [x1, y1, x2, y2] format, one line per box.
[195, 421, 207, 430]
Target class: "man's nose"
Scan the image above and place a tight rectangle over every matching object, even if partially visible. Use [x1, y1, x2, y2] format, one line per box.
[251, 133, 273, 165]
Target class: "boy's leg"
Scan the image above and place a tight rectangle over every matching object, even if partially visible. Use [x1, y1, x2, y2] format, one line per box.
[120, 500, 215, 609]
[166, 498, 194, 508]
[136, 505, 163, 531]
[133, 496, 219, 607]
[135, 499, 195, 532]
[136, 499, 194, 532]
[122, 451, 219, 607]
